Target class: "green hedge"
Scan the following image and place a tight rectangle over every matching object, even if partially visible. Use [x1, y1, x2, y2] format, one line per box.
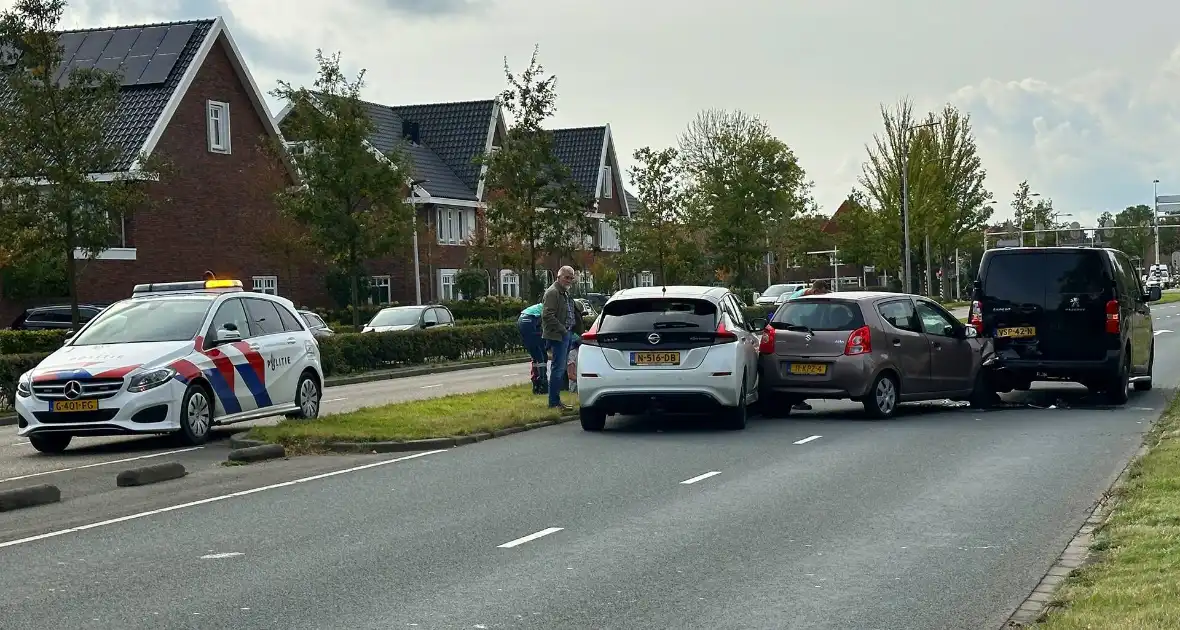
[0, 330, 68, 354]
[0, 352, 52, 412]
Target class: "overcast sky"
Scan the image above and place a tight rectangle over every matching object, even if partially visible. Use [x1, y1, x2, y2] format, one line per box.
[21, 0, 1180, 228]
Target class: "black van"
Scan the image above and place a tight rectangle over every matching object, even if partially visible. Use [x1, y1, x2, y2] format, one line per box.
[969, 247, 1161, 403]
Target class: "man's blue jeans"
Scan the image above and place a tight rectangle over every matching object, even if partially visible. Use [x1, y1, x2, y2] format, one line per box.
[547, 332, 571, 407]
[517, 316, 547, 365]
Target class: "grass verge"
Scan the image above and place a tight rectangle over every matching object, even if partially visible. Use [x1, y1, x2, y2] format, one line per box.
[1155, 290, 1180, 305]
[1034, 393, 1180, 629]
[246, 384, 578, 450]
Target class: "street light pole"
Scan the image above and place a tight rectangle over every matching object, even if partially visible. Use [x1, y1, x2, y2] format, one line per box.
[1154, 179, 1161, 266]
[410, 178, 430, 305]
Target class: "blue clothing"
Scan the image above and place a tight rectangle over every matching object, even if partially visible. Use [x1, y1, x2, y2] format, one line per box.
[788, 288, 807, 300]
[547, 332, 572, 407]
[521, 303, 543, 317]
[517, 314, 547, 365]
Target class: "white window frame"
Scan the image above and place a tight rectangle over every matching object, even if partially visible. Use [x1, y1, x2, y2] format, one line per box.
[638, 271, 654, 287]
[577, 271, 594, 294]
[439, 268, 459, 301]
[370, 275, 391, 304]
[499, 269, 520, 298]
[252, 275, 278, 295]
[207, 100, 231, 154]
[601, 166, 612, 198]
[598, 219, 620, 252]
[435, 207, 473, 245]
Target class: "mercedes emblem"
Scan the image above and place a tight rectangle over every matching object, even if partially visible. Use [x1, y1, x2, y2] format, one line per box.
[63, 380, 82, 400]
[647, 332, 661, 345]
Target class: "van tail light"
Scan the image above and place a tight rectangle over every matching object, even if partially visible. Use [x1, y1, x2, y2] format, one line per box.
[844, 325, 872, 356]
[581, 318, 600, 346]
[969, 300, 984, 336]
[715, 320, 737, 343]
[758, 325, 776, 354]
[1105, 299, 1120, 334]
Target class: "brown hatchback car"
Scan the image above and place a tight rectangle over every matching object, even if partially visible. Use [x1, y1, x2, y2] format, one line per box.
[752, 292, 993, 418]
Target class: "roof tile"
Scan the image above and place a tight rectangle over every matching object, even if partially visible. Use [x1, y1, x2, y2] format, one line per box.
[550, 126, 606, 198]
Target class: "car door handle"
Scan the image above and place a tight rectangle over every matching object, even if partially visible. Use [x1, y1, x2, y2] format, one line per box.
[892, 338, 902, 346]
[933, 342, 942, 350]
[286, 337, 297, 345]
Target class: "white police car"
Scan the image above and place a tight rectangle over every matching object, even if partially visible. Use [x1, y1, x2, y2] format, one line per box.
[13, 279, 324, 453]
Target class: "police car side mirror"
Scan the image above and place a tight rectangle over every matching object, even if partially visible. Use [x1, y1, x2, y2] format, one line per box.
[212, 327, 242, 345]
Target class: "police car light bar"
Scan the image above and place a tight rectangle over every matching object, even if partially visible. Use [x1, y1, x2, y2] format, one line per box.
[132, 279, 245, 295]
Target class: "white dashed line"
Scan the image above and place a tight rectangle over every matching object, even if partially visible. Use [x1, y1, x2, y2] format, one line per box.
[793, 435, 823, 445]
[0, 447, 204, 484]
[420, 384, 443, 389]
[200, 552, 244, 559]
[680, 471, 721, 485]
[497, 527, 564, 548]
[321, 397, 347, 403]
[1155, 330, 1173, 336]
[0, 449, 446, 549]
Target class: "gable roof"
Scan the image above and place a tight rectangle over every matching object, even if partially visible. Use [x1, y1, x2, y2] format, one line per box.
[624, 189, 641, 213]
[0, 17, 283, 175]
[551, 126, 607, 198]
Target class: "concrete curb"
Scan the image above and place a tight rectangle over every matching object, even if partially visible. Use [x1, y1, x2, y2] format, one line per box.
[0, 412, 15, 428]
[1002, 441, 1152, 628]
[227, 444, 286, 463]
[116, 462, 187, 487]
[0, 484, 61, 512]
[232, 414, 575, 455]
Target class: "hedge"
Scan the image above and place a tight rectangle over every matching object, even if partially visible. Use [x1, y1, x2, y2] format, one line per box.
[0, 329, 68, 354]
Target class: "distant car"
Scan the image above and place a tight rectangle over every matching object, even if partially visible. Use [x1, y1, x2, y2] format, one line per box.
[576, 285, 761, 431]
[362, 305, 455, 333]
[969, 246, 1160, 403]
[754, 292, 993, 418]
[755, 283, 806, 307]
[298, 310, 334, 338]
[574, 298, 596, 318]
[10, 304, 107, 330]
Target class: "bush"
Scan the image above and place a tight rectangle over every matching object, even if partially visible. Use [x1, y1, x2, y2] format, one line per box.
[0, 330, 69, 354]
[318, 322, 524, 375]
[0, 352, 52, 412]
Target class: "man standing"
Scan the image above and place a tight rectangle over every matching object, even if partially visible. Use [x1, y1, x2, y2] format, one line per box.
[541, 266, 584, 410]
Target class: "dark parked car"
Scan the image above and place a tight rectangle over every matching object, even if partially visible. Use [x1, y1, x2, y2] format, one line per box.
[10, 304, 106, 330]
[968, 246, 1160, 403]
[361, 305, 455, 333]
[298, 310, 334, 338]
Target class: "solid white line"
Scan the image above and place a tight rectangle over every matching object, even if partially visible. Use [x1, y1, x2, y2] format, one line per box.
[680, 471, 721, 485]
[1155, 330, 1172, 336]
[0, 447, 204, 484]
[793, 435, 822, 445]
[0, 449, 446, 550]
[497, 527, 564, 549]
[420, 384, 442, 389]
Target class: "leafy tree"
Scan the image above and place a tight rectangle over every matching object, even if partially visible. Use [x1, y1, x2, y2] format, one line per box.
[614, 146, 698, 284]
[772, 211, 830, 281]
[271, 49, 413, 327]
[1107, 204, 1153, 263]
[0, 0, 165, 326]
[678, 108, 812, 291]
[478, 45, 592, 301]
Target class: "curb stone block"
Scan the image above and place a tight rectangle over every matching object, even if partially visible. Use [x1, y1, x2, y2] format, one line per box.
[454, 435, 477, 445]
[0, 484, 61, 511]
[228, 436, 266, 450]
[227, 444, 286, 463]
[116, 462, 187, 487]
[492, 426, 524, 437]
[471, 433, 492, 442]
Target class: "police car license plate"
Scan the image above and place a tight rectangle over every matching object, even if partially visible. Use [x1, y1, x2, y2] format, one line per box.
[51, 399, 98, 413]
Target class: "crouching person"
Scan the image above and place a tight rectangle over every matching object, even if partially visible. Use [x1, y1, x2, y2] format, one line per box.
[517, 302, 548, 394]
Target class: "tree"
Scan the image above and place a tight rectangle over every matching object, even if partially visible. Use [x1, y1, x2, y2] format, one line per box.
[478, 45, 592, 301]
[678, 108, 812, 290]
[1106, 205, 1153, 263]
[270, 49, 413, 327]
[0, 0, 164, 326]
[614, 146, 695, 284]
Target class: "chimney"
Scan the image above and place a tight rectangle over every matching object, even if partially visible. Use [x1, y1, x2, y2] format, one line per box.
[401, 120, 421, 144]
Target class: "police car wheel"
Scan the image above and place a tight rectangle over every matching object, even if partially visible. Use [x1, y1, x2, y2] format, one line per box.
[177, 383, 213, 445]
[288, 371, 321, 420]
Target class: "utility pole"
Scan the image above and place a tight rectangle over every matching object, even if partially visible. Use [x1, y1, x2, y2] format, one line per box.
[1154, 179, 1161, 266]
[410, 178, 429, 305]
[954, 248, 961, 301]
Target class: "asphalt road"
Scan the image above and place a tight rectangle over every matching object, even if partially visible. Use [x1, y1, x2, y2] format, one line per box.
[2, 306, 1179, 629]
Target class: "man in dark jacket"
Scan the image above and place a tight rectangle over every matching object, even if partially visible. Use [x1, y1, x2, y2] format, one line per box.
[541, 266, 584, 409]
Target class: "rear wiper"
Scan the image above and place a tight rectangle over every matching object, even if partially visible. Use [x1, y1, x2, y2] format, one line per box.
[779, 323, 814, 335]
[652, 321, 700, 329]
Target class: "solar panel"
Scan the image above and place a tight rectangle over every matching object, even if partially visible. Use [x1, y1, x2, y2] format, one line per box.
[72, 30, 113, 62]
[118, 54, 151, 86]
[128, 26, 166, 56]
[156, 24, 195, 56]
[56, 31, 86, 64]
[93, 55, 122, 74]
[135, 52, 177, 85]
[56, 58, 95, 87]
[100, 29, 140, 60]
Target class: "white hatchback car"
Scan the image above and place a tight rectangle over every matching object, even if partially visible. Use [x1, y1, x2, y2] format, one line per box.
[575, 286, 761, 431]
[14, 279, 324, 453]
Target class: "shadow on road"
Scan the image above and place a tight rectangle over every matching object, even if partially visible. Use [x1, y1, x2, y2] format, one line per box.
[25, 427, 245, 457]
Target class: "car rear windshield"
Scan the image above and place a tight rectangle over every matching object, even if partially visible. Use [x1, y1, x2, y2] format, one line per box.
[70, 298, 213, 345]
[983, 251, 1110, 305]
[761, 284, 791, 298]
[368, 307, 424, 327]
[598, 298, 718, 333]
[772, 300, 865, 331]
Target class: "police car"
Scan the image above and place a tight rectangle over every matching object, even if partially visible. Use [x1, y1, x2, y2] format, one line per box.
[13, 279, 324, 453]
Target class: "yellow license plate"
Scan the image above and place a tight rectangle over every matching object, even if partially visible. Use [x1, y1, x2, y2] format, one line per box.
[632, 351, 681, 366]
[789, 363, 827, 375]
[997, 326, 1036, 338]
[51, 399, 99, 413]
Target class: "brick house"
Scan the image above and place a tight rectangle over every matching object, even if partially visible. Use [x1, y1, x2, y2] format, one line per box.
[0, 16, 312, 323]
[275, 95, 632, 304]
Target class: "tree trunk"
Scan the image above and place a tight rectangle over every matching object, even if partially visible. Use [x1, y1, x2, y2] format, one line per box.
[348, 244, 360, 328]
[65, 219, 79, 329]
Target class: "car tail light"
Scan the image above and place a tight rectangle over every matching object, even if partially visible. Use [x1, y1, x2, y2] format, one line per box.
[1106, 299, 1120, 334]
[758, 325, 775, 354]
[969, 300, 983, 336]
[581, 318, 600, 345]
[844, 325, 872, 356]
[715, 319, 737, 343]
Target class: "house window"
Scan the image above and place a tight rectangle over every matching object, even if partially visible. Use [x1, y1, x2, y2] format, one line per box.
[598, 219, 620, 251]
[500, 269, 520, 298]
[600, 166, 612, 198]
[106, 210, 128, 248]
[577, 271, 594, 294]
[252, 275, 277, 295]
[537, 269, 553, 288]
[439, 268, 459, 300]
[638, 271, 654, 287]
[206, 100, 231, 154]
[436, 207, 473, 245]
[370, 275, 391, 304]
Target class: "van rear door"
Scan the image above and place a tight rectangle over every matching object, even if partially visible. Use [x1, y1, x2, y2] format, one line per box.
[981, 250, 1111, 361]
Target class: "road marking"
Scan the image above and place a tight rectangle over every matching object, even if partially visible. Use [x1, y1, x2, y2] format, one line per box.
[321, 397, 347, 403]
[680, 471, 721, 485]
[420, 384, 442, 389]
[497, 527, 564, 549]
[0, 449, 446, 549]
[200, 552, 243, 559]
[0, 447, 204, 484]
[1155, 330, 1173, 336]
[4, 441, 29, 448]
[793, 435, 822, 445]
